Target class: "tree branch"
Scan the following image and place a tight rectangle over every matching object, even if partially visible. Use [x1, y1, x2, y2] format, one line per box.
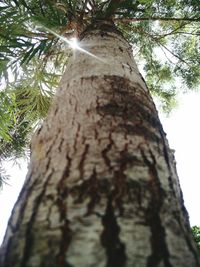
[114, 16, 200, 23]
[157, 42, 192, 67]
[153, 22, 189, 39]
[104, 0, 125, 18]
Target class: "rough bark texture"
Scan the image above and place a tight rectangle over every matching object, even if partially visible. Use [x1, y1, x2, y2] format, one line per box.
[0, 21, 200, 267]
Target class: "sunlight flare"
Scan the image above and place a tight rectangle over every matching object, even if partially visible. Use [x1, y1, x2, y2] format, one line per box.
[69, 37, 79, 49]
[44, 27, 105, 62]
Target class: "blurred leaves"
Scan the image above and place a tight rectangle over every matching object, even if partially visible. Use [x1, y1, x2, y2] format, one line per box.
[192, 226, 200, 250]
[0, 163, 9, 189]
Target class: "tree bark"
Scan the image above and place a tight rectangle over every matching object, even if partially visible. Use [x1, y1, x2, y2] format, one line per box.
[0, 20, 199, 267]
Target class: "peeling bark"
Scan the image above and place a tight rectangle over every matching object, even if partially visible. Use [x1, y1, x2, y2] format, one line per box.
[0, 20, 200, 267]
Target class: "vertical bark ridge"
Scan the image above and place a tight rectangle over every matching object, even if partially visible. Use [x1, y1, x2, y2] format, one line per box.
[78, 144, 90, 180]
[73, 123, 81, 153]
[101, 197, 126, 267]
[112, 145, 129, 216]
[159, 129, 197, 261]
[101, 132, 114, 172]
[83, 168, 100, 215]
[56, 153, 73, 267]
[67, 167, 101, 216]
[141, 148, 173, 267]
[6, 171, 36, 232]
[1, 156, 52, 267]
[160, 128, 186, 211]
[20, 171, 53, 267]
[1, 174, 35, 267]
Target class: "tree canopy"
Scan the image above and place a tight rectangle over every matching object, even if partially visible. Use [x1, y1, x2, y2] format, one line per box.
[0, 0, 200, 185]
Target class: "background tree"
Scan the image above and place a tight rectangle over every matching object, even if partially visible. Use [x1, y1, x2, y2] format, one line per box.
[192, 226, 200, 250]
[0, 0, 200, 266]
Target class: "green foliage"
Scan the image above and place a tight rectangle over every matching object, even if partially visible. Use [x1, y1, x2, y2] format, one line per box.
[116, 1, 200, 110]
[0, 0, 70, 168]
[0, 0, 200, 185]
[192, 226, 200, 250]
[0, 89, 31, 159]
[0, 58, 61, 160]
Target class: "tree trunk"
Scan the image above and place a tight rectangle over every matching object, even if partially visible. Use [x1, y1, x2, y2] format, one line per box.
[0, 20, 199, 267]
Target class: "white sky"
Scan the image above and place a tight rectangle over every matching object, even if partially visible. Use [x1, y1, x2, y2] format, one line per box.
[0, 91, 200, 245]
[160, 91, 200, 227]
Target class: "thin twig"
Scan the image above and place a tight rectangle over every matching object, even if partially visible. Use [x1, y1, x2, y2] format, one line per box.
[129, 24, 193, 68]
[155, 22, 189, 40]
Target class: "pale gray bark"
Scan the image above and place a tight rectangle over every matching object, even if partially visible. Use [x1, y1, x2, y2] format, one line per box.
[0, 21, 199, 267]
